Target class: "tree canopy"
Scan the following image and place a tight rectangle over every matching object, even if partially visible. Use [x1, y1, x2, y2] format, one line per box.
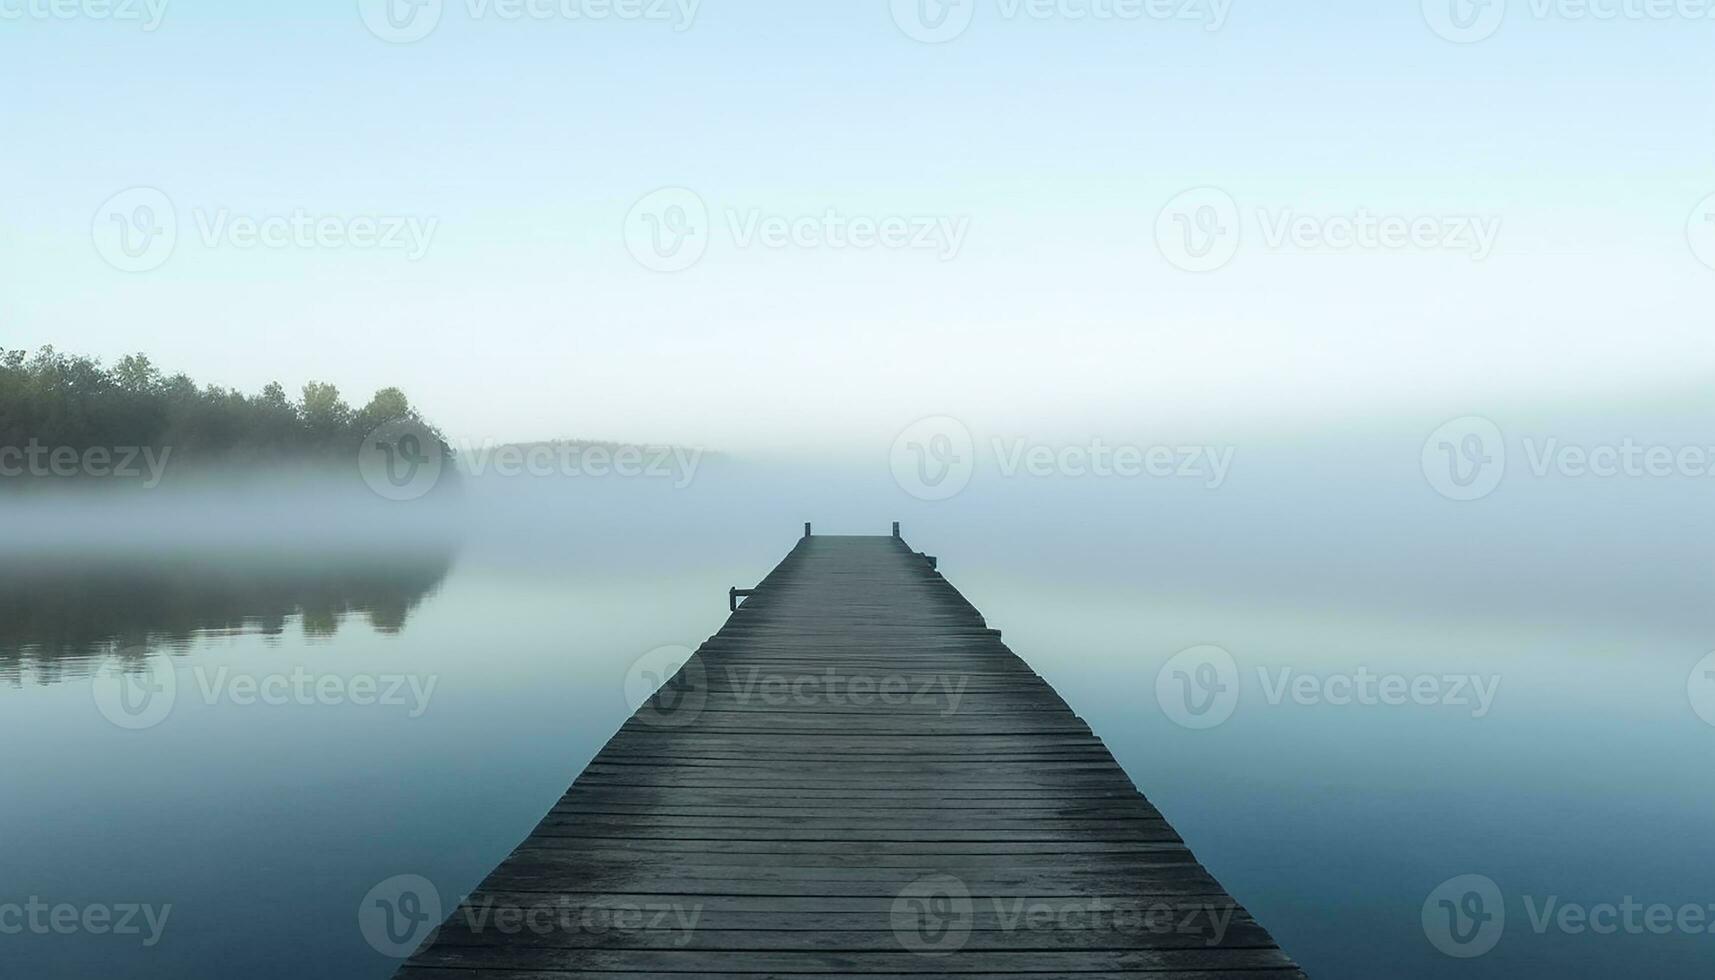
[0, 346, 446, 470]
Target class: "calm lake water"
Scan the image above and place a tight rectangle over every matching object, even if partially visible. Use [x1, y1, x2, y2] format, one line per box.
[4, 443, 1712, 979]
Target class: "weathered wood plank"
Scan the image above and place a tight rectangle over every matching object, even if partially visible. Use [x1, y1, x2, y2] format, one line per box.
[403, 946, 1300, 973]
[395, 533, 1299, 978]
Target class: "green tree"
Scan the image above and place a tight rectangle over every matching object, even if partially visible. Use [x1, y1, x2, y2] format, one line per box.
[0, 346, 449, 485]
[299, 381, 352, 444]
[112, 354, 161, 392]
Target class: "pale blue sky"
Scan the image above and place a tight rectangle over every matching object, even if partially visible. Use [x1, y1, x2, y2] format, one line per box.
[3, 0, 1713, 449]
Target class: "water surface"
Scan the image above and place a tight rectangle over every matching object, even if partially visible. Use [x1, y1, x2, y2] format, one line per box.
[3, 450, 1711, 979]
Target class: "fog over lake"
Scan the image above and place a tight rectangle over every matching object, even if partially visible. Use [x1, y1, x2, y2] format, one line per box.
[4, 396, 1712, 979]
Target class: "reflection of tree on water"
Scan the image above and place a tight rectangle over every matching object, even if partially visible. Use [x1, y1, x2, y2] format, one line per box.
[0, 548, 455, 686]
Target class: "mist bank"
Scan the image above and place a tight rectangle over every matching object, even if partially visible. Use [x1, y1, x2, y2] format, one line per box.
[0, 465, 465, 556]
[3, 390, 1708, 636]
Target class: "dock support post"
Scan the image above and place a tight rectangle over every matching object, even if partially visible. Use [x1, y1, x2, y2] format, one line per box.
[892, 521, 901, 538]
[804, 522, 812, 538]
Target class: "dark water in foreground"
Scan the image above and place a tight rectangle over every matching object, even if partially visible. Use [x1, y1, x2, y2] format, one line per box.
[3, 455, 1713, 979]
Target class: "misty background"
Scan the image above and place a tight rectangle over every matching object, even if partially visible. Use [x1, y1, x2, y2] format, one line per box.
[4, 2, 1715, 979]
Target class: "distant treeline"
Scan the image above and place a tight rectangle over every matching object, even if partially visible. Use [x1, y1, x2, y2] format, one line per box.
[0, 346, 447, 475]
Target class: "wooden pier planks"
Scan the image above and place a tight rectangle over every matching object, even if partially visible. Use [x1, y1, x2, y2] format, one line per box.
[396, 532, 1303, 979]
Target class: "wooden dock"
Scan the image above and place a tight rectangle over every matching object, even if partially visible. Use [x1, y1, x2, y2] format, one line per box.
[396, 529, 1303, 979]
